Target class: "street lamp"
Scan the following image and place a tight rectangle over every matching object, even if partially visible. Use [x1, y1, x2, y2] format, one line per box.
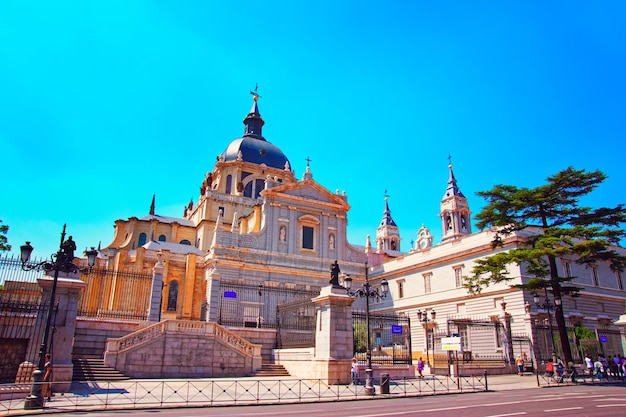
[342, 261, 389, 395]
[532, 288, 561, 365]
[20, 224, 96, 409]
[416, 309, 436, 368]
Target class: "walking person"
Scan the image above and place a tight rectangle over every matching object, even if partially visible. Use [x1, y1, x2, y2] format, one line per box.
[585, 354, 594, 379]
[351, 358, 359, 385]
[556, 357, 564, 379]
[594, 357, 604, 381]
[417, 357, 425, 378]
[41, 353, 52, 402]
[516, 355, 524, 376]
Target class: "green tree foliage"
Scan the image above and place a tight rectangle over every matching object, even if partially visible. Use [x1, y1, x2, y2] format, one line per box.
[465, 167, 626, 362]
[0, 220, 10, 252]
[466, 167, 626, 294]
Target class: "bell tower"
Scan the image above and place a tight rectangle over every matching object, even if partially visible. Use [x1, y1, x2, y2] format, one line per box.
[440, 161, 471, 242]
[376, 193, 401, 251]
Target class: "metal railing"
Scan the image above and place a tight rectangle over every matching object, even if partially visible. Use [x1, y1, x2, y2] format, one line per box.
[0, 374, 489, 414]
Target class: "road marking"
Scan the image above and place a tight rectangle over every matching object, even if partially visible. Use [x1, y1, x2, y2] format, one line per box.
[593, 397, 626, 401]
[597, 404, 626, 408]
[484, 413, 526, 417]
[483, 401, 522, 406]
[544, 407, 583, 412]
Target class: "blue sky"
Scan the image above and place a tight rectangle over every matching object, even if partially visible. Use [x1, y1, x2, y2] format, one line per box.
[1, 1, 625, 259]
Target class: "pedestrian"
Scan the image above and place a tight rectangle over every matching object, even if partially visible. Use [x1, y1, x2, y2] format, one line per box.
[417, 357, 424, 378]
[585, 354, 594, 379]
[42, 353, 52, 401]
[516, 355, 524, 376]
[615, 354, 624, 379]
[545, 360, 554, 377]
[609, 356, 618, 379]
[600, 355, 609, 380]
[351, 358, 358, 385]
[556, 357, 564, 379]
[594, 357, 604, 381]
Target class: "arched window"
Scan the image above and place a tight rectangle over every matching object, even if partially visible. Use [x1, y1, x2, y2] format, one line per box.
[179, 239, 191, 245]
[138, 233, 147, 247]
[243, 177, 267, 198]
[158, 235, 166, 242]
[167, 281, 179, 311]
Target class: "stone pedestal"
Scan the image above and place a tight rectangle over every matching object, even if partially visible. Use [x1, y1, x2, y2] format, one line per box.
[37, 273, 86, 393]
[311, 285, 354, 384]
[147, 254, 165, 322]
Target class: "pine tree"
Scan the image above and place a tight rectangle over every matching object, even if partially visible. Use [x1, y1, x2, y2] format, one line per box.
[0, 220, 10, 252]
[465, 167, 626, 363]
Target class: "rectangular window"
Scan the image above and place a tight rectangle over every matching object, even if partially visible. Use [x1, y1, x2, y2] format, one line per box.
[423, 273, 432, 294]
[459, 326, 469, 350]
[563, 260, 572, 278]
[454, 266, 464, 288]
[496, 326, 503, 348]
[617, 271, 624, 290]
[397, 280, 405, 299]
[302, 226, 314, 249]
[592, 266, 599, 286]
[456, 303, 466, 315]
[218, 206, 225, 217]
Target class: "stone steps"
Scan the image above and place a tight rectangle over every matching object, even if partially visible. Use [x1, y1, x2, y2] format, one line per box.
[251, 363, 290, 377]
[72, 358, 130, 382]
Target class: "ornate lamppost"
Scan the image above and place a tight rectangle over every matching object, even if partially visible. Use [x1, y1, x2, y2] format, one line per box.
[342, 261, 389, 395]
[20, 224, 97, 409]
[532, 288, 561, 365]
[416, 309, 436, 368]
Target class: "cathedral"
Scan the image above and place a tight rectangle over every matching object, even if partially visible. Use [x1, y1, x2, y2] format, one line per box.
[101, 89, 626, 370]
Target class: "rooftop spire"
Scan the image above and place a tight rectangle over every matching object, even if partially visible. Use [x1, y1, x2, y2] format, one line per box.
[244, 84, 265, 139]
[443, 157, 465, 199]
[149, 194, 155, 215]
[379, 191, 397, 227]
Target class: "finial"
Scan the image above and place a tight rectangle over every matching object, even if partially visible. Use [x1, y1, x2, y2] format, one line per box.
[305, 156, 312, 167]
[383, 189, 390, 202]
[447, 154, 453, 169]
[250, 83, 262, 101]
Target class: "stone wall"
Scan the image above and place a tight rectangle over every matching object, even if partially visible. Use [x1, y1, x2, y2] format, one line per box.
[73, 319, 142, 358]
[105, 332, 259, 378]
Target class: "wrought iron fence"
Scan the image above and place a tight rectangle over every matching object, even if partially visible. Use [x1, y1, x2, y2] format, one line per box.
[76, 268, 153, 321]
[353, 311, 412, 365]
[275, 297, 317, 348]
[0, 374, 489, 414]
[0, 254, 48, 305]
[218, 281, 320, 329]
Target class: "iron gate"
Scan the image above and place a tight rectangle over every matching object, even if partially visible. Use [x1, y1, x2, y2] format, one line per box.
[0, 299, 56, 383]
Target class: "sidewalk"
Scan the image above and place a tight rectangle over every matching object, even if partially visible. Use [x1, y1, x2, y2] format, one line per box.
[0, 372, 596, 416]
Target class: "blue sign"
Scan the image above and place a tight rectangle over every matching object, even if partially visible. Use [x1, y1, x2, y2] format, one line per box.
[391, 325, 403, 335]
[223, 291, 237, 299]
[600, 335, 607, 343]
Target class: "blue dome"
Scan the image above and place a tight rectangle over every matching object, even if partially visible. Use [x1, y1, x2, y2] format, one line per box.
[222, 137, 290, 170]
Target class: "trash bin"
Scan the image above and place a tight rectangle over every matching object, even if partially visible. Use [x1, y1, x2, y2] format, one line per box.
[380, 373, 390, 394]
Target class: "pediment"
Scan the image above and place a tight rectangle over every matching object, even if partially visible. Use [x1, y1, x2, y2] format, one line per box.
[262, 180, 349, 209]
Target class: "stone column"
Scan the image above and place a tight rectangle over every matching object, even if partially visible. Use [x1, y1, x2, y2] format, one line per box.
[311, 285, 354, 384]
[39, 272, 86, 393]
[204, 266, 221, 322]
[147, 252, 165, 322]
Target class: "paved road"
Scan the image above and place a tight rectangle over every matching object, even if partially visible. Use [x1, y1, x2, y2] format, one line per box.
[2, 373, 624, 416]
[48, 385, 626, 417]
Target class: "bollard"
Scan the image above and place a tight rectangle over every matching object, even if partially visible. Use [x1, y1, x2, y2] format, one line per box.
[483, 369, 488, 391]
[380, 373, 390, 394]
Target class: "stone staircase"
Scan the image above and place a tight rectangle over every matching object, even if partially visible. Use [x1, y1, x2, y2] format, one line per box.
[251, 363, 290, 377]
[72, 358, 130, 382]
